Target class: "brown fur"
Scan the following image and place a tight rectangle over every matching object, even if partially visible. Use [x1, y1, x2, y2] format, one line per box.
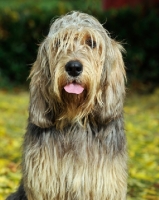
[7, 11, 127, 200]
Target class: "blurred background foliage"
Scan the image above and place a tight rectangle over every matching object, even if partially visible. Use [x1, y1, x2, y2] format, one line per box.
[0, 0, 159, 200]
[0, 0, 159, 91]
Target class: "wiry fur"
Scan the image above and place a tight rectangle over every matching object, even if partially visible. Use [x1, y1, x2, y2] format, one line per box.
[7, 11, 127, 200]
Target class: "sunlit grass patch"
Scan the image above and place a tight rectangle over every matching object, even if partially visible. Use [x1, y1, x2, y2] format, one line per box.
[125, 89, 159, 200]
[0, 91, 28, 199]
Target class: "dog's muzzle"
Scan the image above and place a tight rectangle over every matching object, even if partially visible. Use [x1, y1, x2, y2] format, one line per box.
[64, 60, 84, 94]
[65, 60, 83, 77]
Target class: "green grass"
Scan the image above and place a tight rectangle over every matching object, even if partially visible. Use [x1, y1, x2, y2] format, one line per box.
[0, 89, 159, 200]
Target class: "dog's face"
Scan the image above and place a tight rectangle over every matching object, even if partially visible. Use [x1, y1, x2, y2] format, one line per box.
[49, 27, 105, 117]
[29, 12, 126, 129]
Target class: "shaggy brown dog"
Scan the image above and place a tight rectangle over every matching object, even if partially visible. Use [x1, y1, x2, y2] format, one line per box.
[7, 11, 127, 200]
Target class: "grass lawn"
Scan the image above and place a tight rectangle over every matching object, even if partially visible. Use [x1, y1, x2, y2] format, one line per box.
[0, 89, 159, 200]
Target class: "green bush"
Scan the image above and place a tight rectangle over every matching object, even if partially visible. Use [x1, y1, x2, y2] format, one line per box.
[0, 7, 53, 87]
[100, 7, 159, 90]
[0, 5, 159, 89]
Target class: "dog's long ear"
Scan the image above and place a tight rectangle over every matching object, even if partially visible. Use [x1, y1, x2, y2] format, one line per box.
[97, 40, 126, 123]
[29, 41, 54, 128]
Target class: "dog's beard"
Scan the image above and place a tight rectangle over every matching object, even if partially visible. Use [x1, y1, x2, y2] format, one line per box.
[52, 75, 97, 128]
[53, 91, 88, 128]
[62, 88, 88, 108]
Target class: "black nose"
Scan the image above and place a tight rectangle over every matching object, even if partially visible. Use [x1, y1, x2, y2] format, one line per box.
[65, 61, 83, 77]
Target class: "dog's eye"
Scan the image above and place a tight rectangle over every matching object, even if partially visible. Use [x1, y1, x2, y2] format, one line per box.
[86, 39, 96, 49]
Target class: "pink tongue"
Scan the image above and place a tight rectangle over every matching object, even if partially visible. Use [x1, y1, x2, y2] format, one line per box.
[64, 83, 84, 94]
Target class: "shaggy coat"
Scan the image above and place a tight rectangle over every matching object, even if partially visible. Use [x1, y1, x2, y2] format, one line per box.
[7, 11, 127, 200]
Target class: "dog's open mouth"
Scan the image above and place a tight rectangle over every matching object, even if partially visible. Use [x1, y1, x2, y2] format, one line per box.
[64, 81, 84, 94]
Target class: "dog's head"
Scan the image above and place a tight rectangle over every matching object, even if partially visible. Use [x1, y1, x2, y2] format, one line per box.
[29, 11, 126, 129]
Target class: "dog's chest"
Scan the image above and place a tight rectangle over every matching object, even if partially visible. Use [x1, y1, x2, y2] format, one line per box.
[23, 127, 127, 200]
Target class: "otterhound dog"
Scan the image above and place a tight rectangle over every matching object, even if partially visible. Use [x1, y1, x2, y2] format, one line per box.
[7, 11, 127, 200]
